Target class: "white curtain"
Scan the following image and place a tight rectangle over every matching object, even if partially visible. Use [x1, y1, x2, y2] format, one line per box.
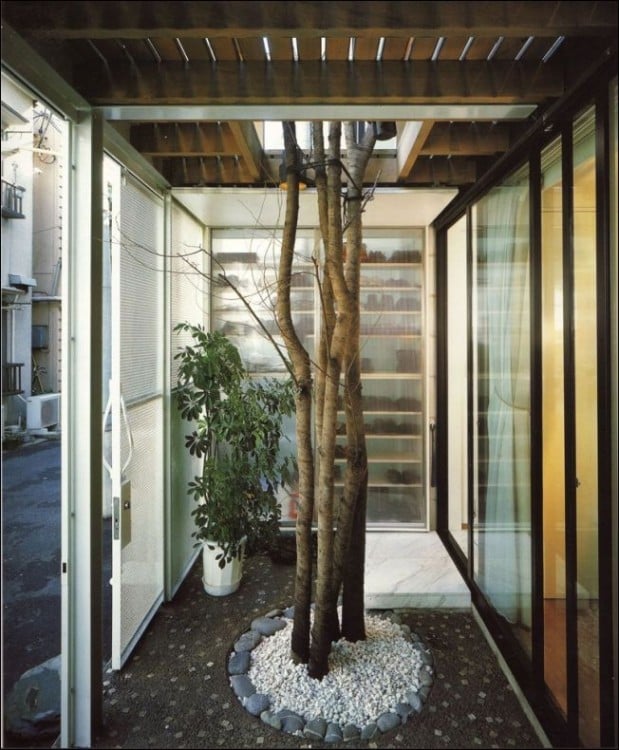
[476, 180, 532, 629]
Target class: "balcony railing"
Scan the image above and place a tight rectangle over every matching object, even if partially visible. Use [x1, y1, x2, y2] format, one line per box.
[2, 363, 24, 395]
[1, 179, 26, 219]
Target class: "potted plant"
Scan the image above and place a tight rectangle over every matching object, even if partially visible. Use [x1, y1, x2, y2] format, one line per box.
[174, 322, 296, 595]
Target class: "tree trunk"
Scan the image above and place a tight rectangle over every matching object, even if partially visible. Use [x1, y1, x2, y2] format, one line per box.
[282, 120, 379, 676]
[309, 122, 357, 679]
[335, 122, 376, 640]
[278, 122, 314, 663]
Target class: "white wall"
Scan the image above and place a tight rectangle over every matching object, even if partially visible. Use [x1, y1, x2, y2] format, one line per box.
[172, 187, 456, 230]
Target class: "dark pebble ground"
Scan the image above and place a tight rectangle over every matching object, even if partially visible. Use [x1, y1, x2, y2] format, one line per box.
[91, 552, 545, 750]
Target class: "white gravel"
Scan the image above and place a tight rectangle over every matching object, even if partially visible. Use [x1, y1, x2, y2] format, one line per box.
[247, 612, 425, 727]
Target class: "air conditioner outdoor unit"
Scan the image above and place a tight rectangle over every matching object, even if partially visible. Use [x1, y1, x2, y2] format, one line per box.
[27, 393, 60, 430]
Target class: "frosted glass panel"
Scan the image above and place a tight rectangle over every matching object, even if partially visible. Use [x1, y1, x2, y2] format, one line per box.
[120, 175, 164, 403]
[212, 227, 427, 528]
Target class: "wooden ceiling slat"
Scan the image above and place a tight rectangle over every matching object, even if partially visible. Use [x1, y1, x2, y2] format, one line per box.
[90, 38, 124, 62]
[523, 37, 558, 62]
[405, 155, 477, 185]
[381, 37, 410, 61]
[120, 38, 154, 63]
[176, 37, 211, 62]
[208, 38, 238, 61]
[4, 1, 617, 39]
[130, 123, 240, 155]
[72, 38, 109, 66]
[297, 38, 321, 61]
[326, 38, 350, 61]
[149, 37, 184, 62]
[4, 0, 615, 191]
[493, 37, 530, 60]
[154, 156, 259, 186]
[236, 37, 267, 62]
[463, 38, 498, 60]
[409, 38, 440, 60]
[437, 37, 473, 60]
[352, 37, 379, 61]
[75, 59, 565, 104]
[269, 38, 293, 61]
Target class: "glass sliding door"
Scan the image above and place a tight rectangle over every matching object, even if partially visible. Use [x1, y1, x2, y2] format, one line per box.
[572, 107, 600, 748]
[446, 215, 469, 557]
[472, 168, 532, 655]
[541, 137, 568, 717]
[438, 77, 617, 749]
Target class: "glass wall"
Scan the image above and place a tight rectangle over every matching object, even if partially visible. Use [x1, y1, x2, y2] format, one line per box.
[572, 107, 600, 748]
[471, 167, 532, 656]
[440, 81, 617, 747]
[446, 215, 468, 558]
[211, 227, 428, 528]
[540, 136, 567, 718]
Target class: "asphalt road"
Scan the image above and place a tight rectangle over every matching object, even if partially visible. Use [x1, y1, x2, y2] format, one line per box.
[1, 439, 112, 702]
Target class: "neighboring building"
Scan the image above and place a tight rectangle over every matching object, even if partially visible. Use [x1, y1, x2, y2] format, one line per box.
[1, 72, 63, 438]
[1, 75, 35, 432]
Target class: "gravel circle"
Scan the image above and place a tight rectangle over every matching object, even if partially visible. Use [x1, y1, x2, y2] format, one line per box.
[228, 608, 434, 740]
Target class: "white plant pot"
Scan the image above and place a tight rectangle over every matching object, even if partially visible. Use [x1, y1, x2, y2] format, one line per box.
[201, 539, 246, 596]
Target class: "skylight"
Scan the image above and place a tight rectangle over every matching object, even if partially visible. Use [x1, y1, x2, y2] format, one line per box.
[262, 121, 396, 153]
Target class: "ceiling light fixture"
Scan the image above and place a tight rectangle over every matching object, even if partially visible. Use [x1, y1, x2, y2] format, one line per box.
[278, 154, 308, 190]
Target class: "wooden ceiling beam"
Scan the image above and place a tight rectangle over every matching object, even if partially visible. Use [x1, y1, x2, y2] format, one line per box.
[152, 156, 265, 186]
[148, 152, 485, 188]
[129, 122, 239, 155]
[420, 121, 512, 155]
[3, 1, 617, 39]
[397, 121, 434, 180]
[227, 121, 266, 180]
[404, 155, 478, 186]
[74, 60, 565, 105]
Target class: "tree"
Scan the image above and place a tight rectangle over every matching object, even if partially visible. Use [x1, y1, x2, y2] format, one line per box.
[276, 121, 379, 678]
[171, 119, 383, 678]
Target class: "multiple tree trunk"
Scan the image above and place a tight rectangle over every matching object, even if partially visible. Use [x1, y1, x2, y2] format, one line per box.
[276, 121, 377, 678]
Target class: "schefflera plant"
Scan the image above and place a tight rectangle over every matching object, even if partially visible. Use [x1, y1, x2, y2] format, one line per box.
[174, 322, 297, 567]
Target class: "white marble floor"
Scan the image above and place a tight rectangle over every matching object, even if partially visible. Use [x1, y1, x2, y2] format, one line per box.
[364, 531, 471, 609]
